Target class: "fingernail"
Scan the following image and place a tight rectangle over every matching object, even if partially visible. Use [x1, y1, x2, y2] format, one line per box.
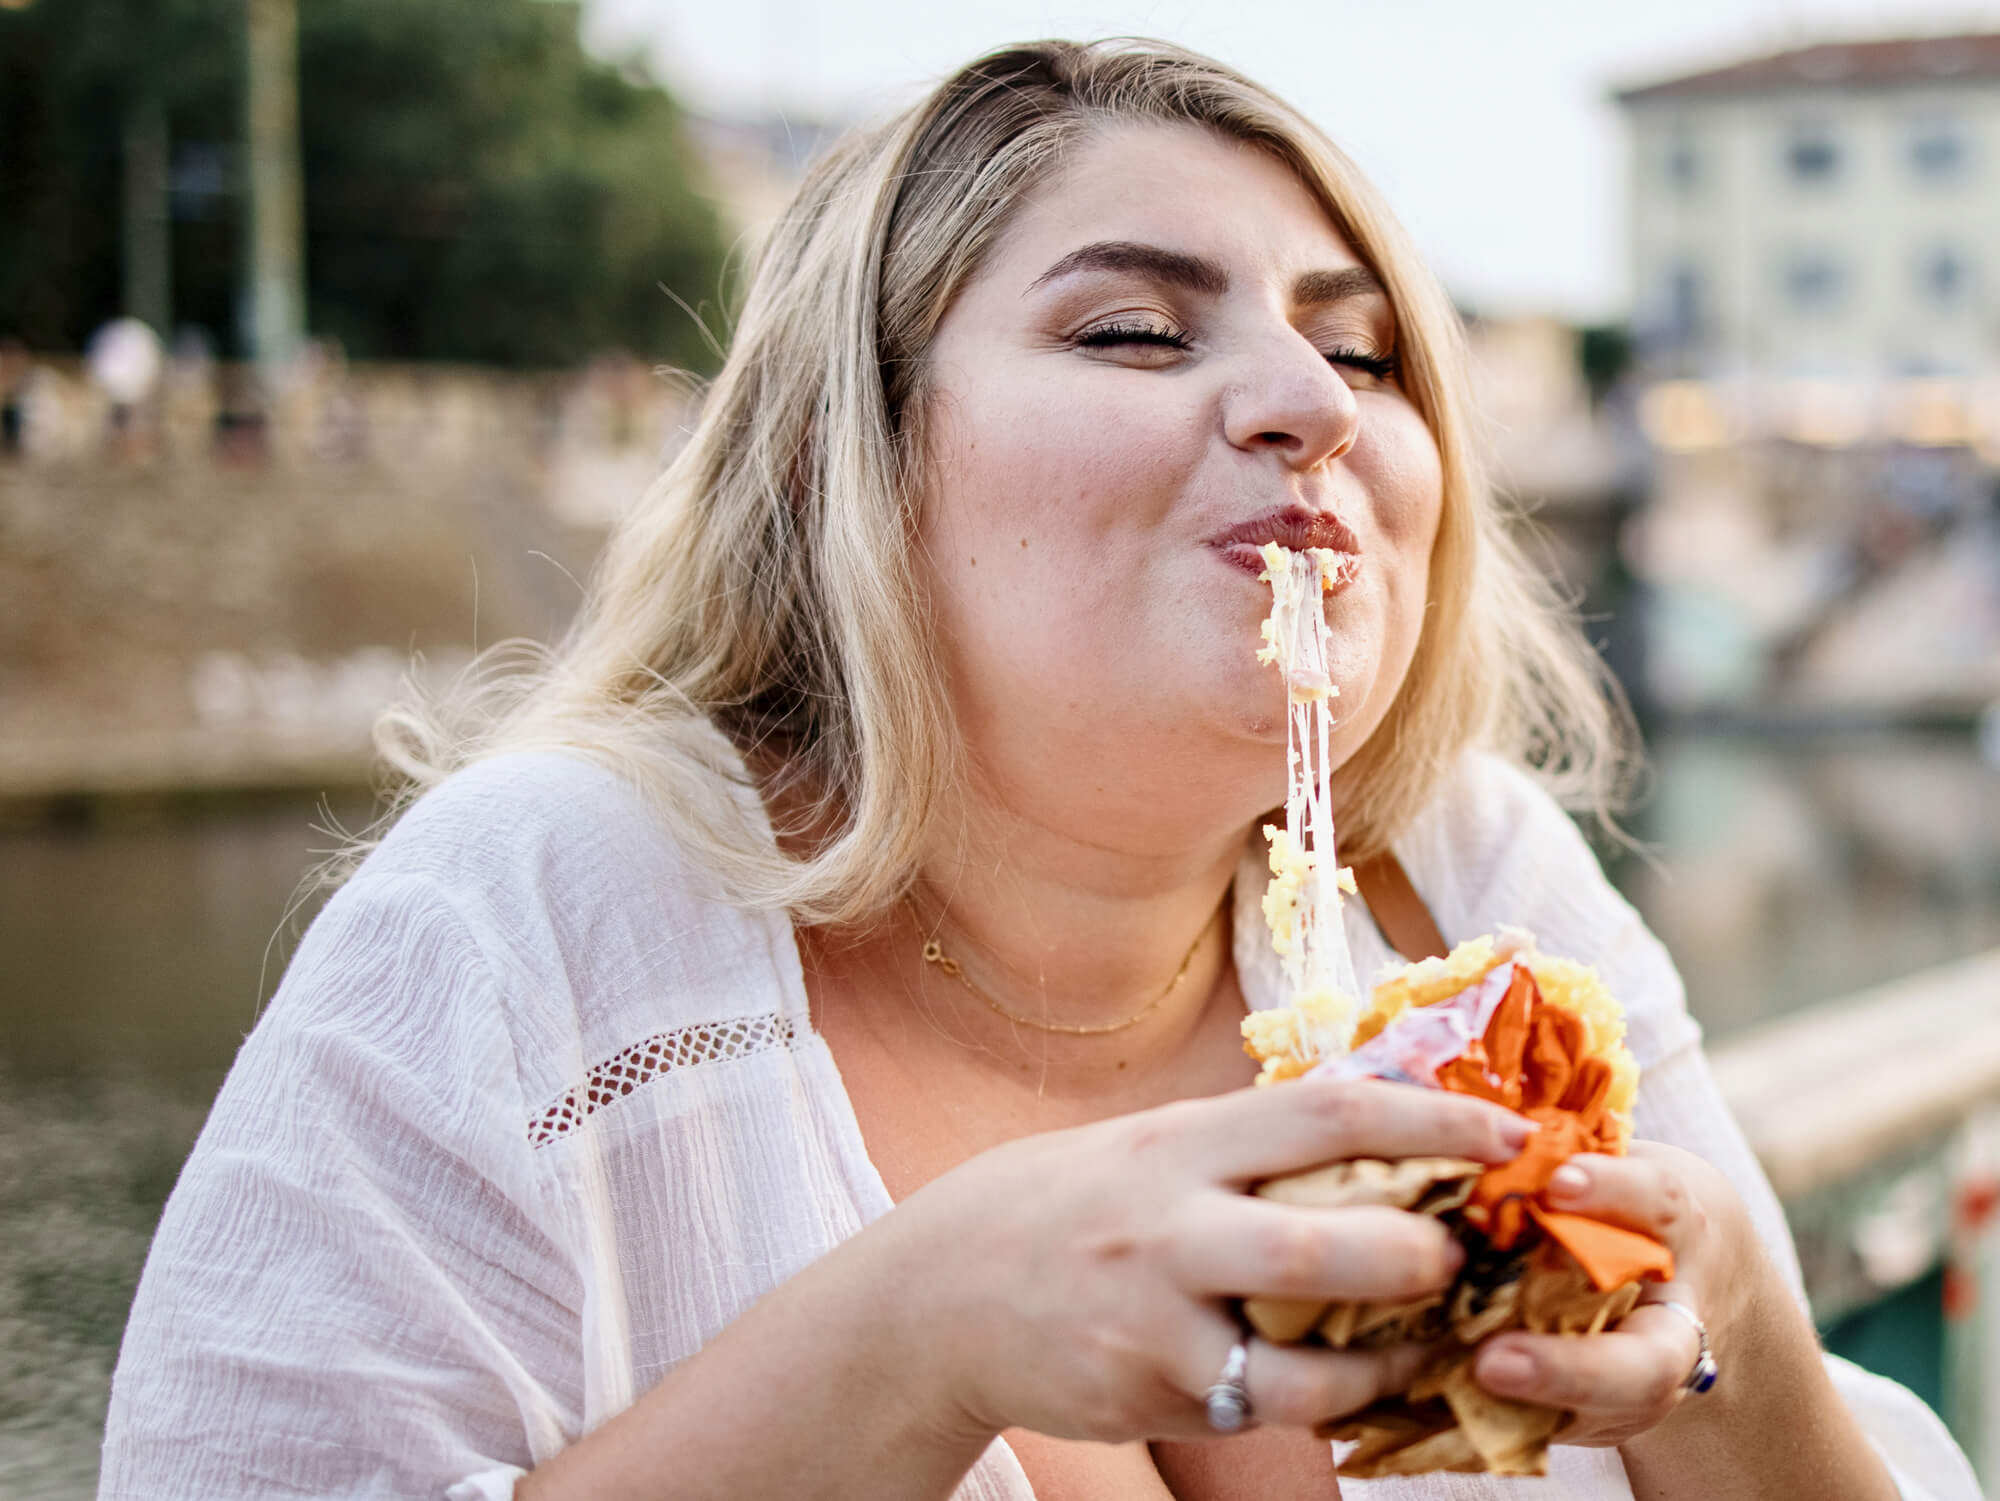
[1499, 1116, 1538, 1150]
[1550, 1164, 1589, 1200]
[1440, 1238, 1466, 1277]
[1481, 1348, 1536, 1391]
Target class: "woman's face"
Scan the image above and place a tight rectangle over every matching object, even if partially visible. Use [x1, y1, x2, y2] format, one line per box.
[917, 123, 1444, 842]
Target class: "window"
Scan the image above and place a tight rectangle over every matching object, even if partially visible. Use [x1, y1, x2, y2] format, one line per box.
[1920, 247, 1968, 304]
[168, 144, 236, 223]
[1666, 134, 1700, 192]
[1910, 121, 1966, 178]
[1785, 255, 1844, 312]
[1787, 127, 1840, 182]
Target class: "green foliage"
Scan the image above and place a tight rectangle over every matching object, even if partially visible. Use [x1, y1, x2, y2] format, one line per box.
[0, 0, 237, 351]
[0, 0, 731, 370]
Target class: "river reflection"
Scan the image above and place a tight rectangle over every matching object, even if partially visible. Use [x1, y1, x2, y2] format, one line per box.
[2, 738, 1997, 1496]
[0, 798, 365, 1499]
[1612, 732, 2000, 1036]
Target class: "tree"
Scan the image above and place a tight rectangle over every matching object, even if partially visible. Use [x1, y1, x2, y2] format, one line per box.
[0, 0, 238, 352]
[0, 0, 732, 372]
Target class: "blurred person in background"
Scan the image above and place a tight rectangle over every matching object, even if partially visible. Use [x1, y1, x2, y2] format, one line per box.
[84, 316, 163, 451]
[97, 39, 1977, 1501]
[0, 337, 28, 454]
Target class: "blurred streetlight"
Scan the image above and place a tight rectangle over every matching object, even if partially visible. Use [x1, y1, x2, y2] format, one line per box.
[1777, 381, 1871, 450]
[1891, 380, 1974, 449]
[1638, 380, 1734, 453]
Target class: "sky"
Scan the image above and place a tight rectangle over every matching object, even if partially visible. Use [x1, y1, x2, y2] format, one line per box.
[582, 0, 2000, 322]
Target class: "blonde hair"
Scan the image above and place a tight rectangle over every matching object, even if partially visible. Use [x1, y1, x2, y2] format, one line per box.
[358, 38, 1635, 925]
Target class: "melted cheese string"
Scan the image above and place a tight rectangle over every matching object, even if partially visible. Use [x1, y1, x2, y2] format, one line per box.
[1257, 542, 1362, 1055]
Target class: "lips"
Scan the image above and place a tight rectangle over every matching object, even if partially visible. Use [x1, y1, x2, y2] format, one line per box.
[1208, 506, 1362, 581]
[1210, 507, 1361, 555]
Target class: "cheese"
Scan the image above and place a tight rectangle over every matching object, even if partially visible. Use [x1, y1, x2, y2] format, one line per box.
[1241, 984, 1359, 1082]
[1260, 824, 1358, 964]
[1250, 542, 1362, 1068]
[1237, 550, 1643, 1133]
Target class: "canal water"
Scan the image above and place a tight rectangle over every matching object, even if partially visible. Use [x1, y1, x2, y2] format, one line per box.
[3, 733, 1998, 1497]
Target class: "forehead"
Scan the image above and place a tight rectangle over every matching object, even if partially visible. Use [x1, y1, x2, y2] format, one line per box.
[989, 122, 1362, 288]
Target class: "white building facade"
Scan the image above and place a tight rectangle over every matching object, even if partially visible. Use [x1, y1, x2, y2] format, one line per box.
[1621, 35, 2000, 384]
[1609, 36, 2000, 719]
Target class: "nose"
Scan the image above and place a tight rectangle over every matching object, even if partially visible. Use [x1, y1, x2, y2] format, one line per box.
[1221, 332, 1361, 470]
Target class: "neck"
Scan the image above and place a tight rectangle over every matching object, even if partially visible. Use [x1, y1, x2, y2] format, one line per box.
[887, 775, 1250, 1092]
[768, 719, 1280, 1097]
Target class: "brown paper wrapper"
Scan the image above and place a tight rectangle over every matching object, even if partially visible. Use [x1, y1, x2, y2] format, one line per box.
[1244, 1157, 1646, 1478]
[1243, 1157, 1482, 1349]
[1237, 957, 1672, 1477]
[1319, 1250, 1643, 1478]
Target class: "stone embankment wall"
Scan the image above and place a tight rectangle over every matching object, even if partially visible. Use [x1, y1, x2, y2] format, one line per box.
[0, 354, 692, 804]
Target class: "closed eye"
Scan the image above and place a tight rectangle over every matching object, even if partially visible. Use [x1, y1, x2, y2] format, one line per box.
[1327, 346, 1397, 381]
[1075, 322, 1193, 351]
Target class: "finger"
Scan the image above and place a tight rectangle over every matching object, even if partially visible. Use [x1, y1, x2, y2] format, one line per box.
[1545, 1153, 1705, 1251]
[1168, 1324, 1433, 1436]
[1175, 1077, 1534, 1183]
[1171, 1197, 1465, 1302]
[1473, 1312, 1697, 1418]
[1246, 1339, 1434, 1431]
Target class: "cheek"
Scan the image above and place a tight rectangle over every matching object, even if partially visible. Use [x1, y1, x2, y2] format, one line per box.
[922, 359, 1201, 555]
[1330, 405, 1444, 694]
[1345, 408, 1444, 711]
[1354, 403, 1445, 556]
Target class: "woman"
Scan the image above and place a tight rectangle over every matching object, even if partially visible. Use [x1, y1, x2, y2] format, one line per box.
[101, 40, 1975, 1501]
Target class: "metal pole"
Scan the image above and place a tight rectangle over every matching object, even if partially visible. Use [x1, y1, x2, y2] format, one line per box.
[244, 0, 304, 387]
[122, 86, 171, 335]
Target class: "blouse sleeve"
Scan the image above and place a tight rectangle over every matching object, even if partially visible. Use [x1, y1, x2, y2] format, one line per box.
[98, 871, 582, 1501]
[1483, 762, 1982, 1501]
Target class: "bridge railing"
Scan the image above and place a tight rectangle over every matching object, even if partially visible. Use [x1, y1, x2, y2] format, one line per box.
[1711, 949, 2000, 1486]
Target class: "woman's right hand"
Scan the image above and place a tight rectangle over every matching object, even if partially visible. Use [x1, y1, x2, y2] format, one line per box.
[880, 1077, 1535, 1447]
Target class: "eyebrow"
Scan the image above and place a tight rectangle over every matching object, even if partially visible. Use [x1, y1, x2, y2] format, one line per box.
[1293, 265, 1385, 307]
[1028, 240, 1387, 310]
[1030, 240, 1227, 297]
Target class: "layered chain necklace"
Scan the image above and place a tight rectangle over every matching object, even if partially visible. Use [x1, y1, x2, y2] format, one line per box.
[902, 894, 1220, 1036]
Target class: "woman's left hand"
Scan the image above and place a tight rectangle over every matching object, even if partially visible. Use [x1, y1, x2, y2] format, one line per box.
[1469, 1140, 1769, 1446]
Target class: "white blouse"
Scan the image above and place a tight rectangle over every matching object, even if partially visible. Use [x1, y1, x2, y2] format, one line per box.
[99, 747, 1980, 1501]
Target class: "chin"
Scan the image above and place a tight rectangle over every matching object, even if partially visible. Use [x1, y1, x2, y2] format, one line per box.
[1229, 686, 1294, 746]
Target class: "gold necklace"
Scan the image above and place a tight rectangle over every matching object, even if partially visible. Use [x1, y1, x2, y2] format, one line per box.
[903, 894, 1219, 1036]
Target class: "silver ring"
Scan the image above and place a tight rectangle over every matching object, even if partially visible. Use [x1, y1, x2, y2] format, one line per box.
[1651, 1299, 1718, 1395]
[1203, 1340, 1253, 1432]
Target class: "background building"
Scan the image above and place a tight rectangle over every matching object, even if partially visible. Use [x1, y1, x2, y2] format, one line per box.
[1616, 34, 2000, 718]
[1623, 34, 2000, 384]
